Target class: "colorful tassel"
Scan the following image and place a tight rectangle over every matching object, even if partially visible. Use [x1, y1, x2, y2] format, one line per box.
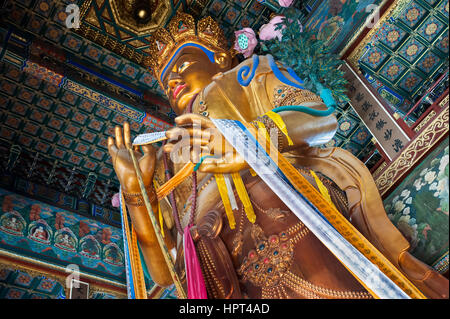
[224, 174, 239, 211]
[183, 225, 208, 299]
[153, 180, 165, 238]
[231, 172, 256, 224]
[214, 173, 236, 229]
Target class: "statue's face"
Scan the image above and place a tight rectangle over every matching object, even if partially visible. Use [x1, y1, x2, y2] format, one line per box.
[160, 46, 228, 114]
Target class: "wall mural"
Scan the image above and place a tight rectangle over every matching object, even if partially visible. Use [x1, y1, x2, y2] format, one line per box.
[304, 0, 383, 54]
[384, 137, 449, 274]
[0, 188, 126, 284]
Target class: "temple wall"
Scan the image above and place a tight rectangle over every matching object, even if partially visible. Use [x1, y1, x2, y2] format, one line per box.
[0, 188, 128, 298]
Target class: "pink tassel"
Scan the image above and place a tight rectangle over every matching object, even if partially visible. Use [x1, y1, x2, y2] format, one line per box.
[183, 225, 208, 299]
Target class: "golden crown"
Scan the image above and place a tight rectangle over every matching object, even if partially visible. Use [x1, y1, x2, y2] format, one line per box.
[144, 12, 230, 81]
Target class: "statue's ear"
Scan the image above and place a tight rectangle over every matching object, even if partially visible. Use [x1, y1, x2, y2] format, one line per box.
[214, 51, 232, 71]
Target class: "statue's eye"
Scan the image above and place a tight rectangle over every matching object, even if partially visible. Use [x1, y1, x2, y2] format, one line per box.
[178, 61, 192, 73]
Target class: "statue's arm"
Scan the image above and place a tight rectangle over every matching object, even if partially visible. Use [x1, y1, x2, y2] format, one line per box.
[260, 72, 338, 152]
[108, 123, 176, 288]
[125, 196, 176, 288]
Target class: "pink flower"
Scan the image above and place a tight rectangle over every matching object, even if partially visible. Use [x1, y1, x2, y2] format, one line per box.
[259, 15, 303, 41]
[111, 193, 120, 208]
[259, 16, 286, 41]
[233, 28, 258, 58]
[278, 0, 293, 7]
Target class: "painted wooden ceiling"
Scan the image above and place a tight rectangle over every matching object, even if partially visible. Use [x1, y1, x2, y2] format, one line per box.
[353, 0, 449, 116]
[0, 265, 66, 299]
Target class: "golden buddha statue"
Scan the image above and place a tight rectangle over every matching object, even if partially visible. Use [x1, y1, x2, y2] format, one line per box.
[107, 12, 448, 299]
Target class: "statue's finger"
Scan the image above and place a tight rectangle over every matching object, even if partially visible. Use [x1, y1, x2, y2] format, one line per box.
[123, 122, 131, 147]
[133, 145, 142, 155]
[115, 125, 124, 148]
[166, 127, 188, 140]
[107, 136, 118, 156]
[141, 144, 155, 156]
[162, 143, 173, 153]
[174, 113, 215, 129]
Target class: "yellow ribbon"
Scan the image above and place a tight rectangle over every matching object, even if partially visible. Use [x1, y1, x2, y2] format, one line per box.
[255, 120, 272, 149]
[214, 174, 236, 229]
[309, 170, 336, 210]
[231, 172, 256, 224]
[120, 192, 147, 299]
[153, 180, 164, 238]
[265, 110, 294, 146]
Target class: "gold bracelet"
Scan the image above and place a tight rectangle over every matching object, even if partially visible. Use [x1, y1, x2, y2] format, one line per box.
[122, 187, 157, 207]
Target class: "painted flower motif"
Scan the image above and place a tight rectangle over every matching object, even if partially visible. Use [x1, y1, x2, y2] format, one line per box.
[422, 56, 436, 70]
[39, 2, 49, 12]
[278, 0, 294, 7]
[339, 121, 351, 131]
[394, 200, 405, 212]
[434, 178, 448, 199]
[48, 29, 59, 39]
[420, 168, 430, 176]
[67, 38, 78, 49]
[440, 36, 449, 50]
[425, 23, 438, 36]
[259, 16, 287, 41]
[387, 65, 400, 77]
[406, 43, 419, 56]
[439, 154, 448, 172]
[368, 51, 382, 64]
[401, 189, 410, 198]
[234, 28, 258, 58]
[402, 207, 410, 215]
[387, 30, 400, 43]
[404, 76, 418, 89]
[58, 11, 67, 22]
[424, 171, 436, 184]
[111, 193, 120, 207]
[31, 19, 41, 29]
[405, 197, 412, 204]
[125, 67, 135, 76]
[88, 48, 98, 58]
[107, 57, 117, 67]
[405, 8, 420, 22]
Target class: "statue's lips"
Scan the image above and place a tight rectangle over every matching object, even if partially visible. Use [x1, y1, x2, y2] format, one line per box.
[173, 83, 187, 100]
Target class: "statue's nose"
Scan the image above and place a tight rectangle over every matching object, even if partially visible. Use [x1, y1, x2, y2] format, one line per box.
[167, 72, 183, 90]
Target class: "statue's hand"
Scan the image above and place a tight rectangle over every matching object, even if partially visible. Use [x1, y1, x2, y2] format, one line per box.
[163, 114, 248, 174]
[107, 122, 156, 193]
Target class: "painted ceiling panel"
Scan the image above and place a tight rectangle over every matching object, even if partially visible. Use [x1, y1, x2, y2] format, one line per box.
[355, 0, 449, 115]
